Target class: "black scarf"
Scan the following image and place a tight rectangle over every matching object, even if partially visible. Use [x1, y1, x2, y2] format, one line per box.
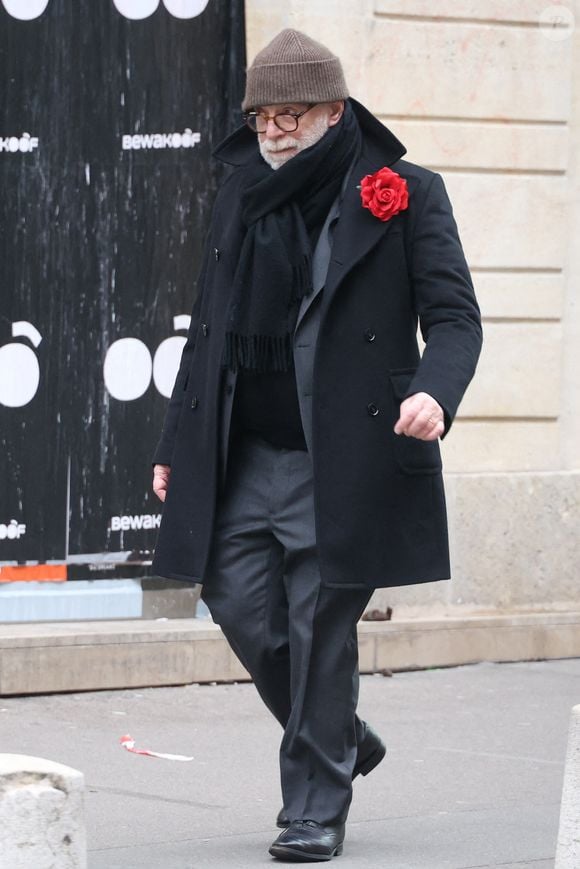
[222, 101, 361, 373]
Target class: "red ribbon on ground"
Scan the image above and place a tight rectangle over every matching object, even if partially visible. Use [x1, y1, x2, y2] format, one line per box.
[119, 733, 194, 761]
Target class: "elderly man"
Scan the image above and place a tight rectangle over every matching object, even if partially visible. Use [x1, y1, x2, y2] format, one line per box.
[152, 28, 482, 862]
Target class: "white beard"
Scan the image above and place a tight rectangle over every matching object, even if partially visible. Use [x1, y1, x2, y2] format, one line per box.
[258, 114, 331, 170]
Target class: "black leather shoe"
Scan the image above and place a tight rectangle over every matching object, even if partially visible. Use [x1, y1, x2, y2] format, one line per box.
[269, 820, 345, 862]
[276, 725, 386, 828]
[353, 723, 387, 779]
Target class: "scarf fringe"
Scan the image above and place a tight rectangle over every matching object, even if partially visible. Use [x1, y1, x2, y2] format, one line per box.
[223, 332, 295, 373]
[292, 252, 314, 300]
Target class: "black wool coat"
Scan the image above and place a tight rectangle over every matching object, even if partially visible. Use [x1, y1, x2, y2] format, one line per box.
[151, 99, 483, 590]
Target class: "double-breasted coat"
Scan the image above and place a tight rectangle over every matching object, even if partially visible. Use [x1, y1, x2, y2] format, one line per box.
[151, 98, 483, 590]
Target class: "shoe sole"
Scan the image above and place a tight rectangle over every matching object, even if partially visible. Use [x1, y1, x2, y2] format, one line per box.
[269, 843, 343, 861]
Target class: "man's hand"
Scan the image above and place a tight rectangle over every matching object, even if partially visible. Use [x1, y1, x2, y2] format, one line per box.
[153, 464, 171, 502]
[394, 392, 444, 442]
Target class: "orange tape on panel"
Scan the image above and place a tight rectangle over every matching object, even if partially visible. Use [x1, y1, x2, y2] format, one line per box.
[0, 564, 68, 582]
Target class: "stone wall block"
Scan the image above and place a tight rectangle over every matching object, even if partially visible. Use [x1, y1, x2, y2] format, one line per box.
[383, 118, 569, 173]
[368, 18, 572, 122]
[457, 322, 561, 418]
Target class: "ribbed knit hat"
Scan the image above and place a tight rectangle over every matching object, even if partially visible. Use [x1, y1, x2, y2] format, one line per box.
[242, 29, 349, 111]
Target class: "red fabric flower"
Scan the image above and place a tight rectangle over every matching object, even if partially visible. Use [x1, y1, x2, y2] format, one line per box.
[360, 167, 409, 222]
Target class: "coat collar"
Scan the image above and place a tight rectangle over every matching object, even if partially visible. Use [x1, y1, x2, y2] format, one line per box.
[212, 97, 407, 169]
[213, 98, 409, 321]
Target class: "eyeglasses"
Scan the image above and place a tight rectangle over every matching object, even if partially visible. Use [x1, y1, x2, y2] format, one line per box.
[242, 104, 315, 134]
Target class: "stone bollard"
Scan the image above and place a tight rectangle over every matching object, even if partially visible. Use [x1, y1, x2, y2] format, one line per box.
[555, 704, 580, 869]
[0, 754, 86, 869]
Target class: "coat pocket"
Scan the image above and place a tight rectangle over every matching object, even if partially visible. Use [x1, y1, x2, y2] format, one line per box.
[389, 369, 443, 475]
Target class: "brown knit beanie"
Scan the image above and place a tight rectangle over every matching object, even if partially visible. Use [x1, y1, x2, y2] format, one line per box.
[242, 29, 349, 111]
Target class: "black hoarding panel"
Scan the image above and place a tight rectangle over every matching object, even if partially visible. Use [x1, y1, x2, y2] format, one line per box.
[0, 0, 245, 571]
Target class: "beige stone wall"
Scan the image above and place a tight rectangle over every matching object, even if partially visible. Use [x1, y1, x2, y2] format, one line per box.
[245, 1, 580, 614]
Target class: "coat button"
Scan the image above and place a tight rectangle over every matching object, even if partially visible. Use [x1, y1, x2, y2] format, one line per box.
[364, 328, 376, 342]
[201, 323, 209, 336]
[191, 395, 198, 409]
[214, 248, 220, 261]
[367, 402, 379, 417]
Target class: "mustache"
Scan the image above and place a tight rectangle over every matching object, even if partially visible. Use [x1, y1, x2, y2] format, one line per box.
[260, 136, 297, 154]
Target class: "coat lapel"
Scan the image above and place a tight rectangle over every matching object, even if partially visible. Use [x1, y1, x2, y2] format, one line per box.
[321, 150, 405, 316]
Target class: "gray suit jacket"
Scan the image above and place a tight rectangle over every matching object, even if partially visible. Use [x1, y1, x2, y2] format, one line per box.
[292, 192, 341, 455]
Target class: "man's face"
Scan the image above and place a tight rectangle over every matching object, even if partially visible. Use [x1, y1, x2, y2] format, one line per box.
[257, 101, 344, 170]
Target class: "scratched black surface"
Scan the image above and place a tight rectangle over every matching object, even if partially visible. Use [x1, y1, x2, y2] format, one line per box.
[0, 0, 246, 564]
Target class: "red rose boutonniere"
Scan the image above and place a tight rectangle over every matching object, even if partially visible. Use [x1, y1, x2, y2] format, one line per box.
[359, 167, 409, 222]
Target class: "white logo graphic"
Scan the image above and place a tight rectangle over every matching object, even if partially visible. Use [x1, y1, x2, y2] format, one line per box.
[0, 133, 39, 154]
[0, 520, 27, 540]
[104, 314, 190, 401]
[110, 513, 161, 531]
[122, 129, 201, 151]
[104, 337, 153, 401]
[1, 0, 210, 19]
[0, 321, 42, 408]
[112, 0, 209, 19]
[1, 0, 49, 19]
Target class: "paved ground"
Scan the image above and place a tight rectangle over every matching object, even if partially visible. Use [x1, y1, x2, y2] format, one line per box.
[1, 658, 578, 868]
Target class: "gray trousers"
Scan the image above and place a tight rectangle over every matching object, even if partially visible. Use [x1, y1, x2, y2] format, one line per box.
[201, 434, 373, 825]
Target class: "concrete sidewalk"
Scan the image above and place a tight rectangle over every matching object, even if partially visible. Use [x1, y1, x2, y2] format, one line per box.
[1, 658, 577, 868]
